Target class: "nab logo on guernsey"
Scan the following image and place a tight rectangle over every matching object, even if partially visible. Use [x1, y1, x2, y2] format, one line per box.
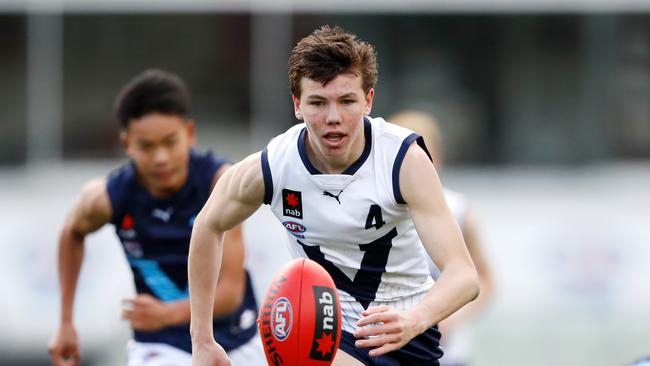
[283, 221, 306, 239]
[270, 297, 293, 342]
[282, 189, 303, 219]
[119, 214, 137, 239]
[310, 286, 338, 361]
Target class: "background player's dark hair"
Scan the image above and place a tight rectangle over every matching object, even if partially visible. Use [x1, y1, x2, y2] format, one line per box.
[288, 25, 378, 98]
[114, 69, 190, 129]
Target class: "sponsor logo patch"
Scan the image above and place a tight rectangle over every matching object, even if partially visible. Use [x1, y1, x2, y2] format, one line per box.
[282, 189, 303, 219]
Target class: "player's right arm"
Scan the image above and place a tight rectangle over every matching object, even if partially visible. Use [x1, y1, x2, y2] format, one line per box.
[188, 152, 265, 366]
[48, 177, 112, 366]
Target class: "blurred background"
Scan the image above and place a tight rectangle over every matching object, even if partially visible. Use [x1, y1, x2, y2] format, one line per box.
[0, 0, 649, 365]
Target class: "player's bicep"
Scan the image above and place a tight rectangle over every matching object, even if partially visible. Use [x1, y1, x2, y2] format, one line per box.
[199, 152, 265, 232]
[399, 144, 467, 270]
[66, 177, 112, 236]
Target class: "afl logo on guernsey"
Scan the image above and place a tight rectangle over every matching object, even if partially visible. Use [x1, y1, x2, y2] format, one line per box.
[283, 221, 306, 239]
[270, 297, 293, 341]
[282, 189, 303, 219]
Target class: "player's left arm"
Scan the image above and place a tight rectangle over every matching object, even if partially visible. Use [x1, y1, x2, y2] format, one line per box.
[355, 143, 479, 356]
[123, 165, 247, 331]
[209, 164, 248, 317]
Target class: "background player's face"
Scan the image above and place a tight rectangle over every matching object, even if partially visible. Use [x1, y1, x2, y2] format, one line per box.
[122, 113, 195, 196]
[292, 73, 374, 168]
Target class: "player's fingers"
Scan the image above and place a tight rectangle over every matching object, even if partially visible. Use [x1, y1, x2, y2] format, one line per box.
[52, 350, 79, 366]
[361, 305, 390, 316]
[131, 294, 151, 305]
[354, 322, 400, 338]
[121, 307, 133, 319]
[59, 355, 80, 366]
[47, 342, 59, 355]
[368, 342, 401, 357]
[64, 351, 81, 366]
[49, 348, 63, 365]
[63, 344, 80, 358]
[355, 333, 400, 349]
[122, 298, 135, 309]
[356, 311, 397, 328]
[129, 319, 142, 329]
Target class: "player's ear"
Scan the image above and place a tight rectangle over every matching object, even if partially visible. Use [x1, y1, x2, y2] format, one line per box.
[292, 94, 303, 120]
[364, 88, 375, 116]
[185, 118, 196, 145]
[120, 130, 129, 150]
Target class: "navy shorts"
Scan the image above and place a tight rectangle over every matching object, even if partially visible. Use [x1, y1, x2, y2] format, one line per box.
[339, 326, 443, 366]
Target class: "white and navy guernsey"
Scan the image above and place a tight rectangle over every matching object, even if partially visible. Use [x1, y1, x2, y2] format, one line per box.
[261, 116, 438, 335]
[107, 149, 258, 353]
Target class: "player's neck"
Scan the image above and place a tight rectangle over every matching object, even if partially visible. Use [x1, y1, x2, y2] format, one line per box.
[138, 168, 189, 199]
[305, 132, 365, 174]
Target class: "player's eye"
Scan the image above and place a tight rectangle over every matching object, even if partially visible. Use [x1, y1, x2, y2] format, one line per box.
[341, 99, 355, 105]
[309, 100, 325, 106]
[138, 143, 154, 152]
[164, 137, 178, 147]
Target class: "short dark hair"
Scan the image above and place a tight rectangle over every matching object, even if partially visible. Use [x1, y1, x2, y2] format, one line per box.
[114, 69, 190, 128]
[288, 25, 378, 98]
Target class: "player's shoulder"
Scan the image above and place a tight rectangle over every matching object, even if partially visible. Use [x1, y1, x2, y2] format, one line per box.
[222, 151, 265, 202]
[370, 115, 417, 142]
[81, 176, 108, 197]
[77, 176, 111, 218]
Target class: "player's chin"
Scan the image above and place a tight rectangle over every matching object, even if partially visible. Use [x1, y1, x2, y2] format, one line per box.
[322, 146, 348, 159]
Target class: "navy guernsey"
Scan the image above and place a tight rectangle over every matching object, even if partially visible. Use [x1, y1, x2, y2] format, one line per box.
[106, 149, 258, 353]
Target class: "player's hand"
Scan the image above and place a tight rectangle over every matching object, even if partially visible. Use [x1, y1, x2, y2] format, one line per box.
[192, 339, 231, 366]
[122, 294, 169, 331]
[48, 322, 81, 366]
[353, 305, 420, 357]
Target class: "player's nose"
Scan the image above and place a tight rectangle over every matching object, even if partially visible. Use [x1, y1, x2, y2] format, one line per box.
[325, 104, 342, 125]
[152, 146, 171, 164]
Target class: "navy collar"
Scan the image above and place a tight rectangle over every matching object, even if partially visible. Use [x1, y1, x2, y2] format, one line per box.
[128, 149, 196, 204]
[298, 117, 372, 175]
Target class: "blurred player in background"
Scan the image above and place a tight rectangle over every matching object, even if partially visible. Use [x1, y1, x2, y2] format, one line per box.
[390, 110, 493, 366]
[48, 69, 265, 366]
[188, 25, 479, 366]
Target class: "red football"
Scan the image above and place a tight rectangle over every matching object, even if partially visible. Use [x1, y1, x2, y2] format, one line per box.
[258, 258, 341, 366]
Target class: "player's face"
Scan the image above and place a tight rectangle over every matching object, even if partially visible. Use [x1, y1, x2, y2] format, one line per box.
[122, 113, 195, 197]
[292, 73, 374, 172]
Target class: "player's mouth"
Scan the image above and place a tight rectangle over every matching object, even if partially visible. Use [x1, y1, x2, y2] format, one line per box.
[153, 169, 176, 182]
[323, 132, 346, 148]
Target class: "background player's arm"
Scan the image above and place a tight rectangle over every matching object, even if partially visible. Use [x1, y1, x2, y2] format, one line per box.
[48, 178, 112, 366]
[355, 144, 479, 356]
[123, 166, 247, 331]
[438, 209, 493, 334]
[188, 152, 264, 356]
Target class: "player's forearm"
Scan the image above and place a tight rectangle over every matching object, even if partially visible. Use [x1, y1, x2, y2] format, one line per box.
[188, 216, 224, 343]
[440, 273, 493, 330]
[57, 227, 85, 324]
[163, 300, 191, 326]
[411, 260, 479, 334]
